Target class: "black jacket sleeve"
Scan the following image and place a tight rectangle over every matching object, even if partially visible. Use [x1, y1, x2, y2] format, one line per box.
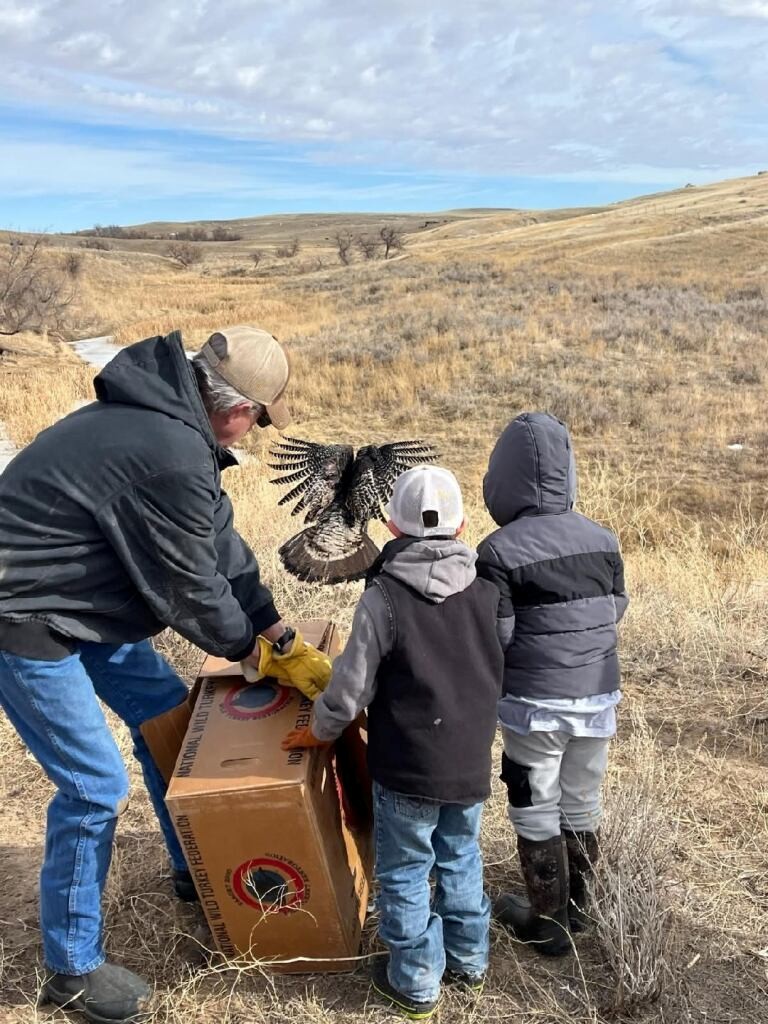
[612, 552, 629, 623]
[96, 465, 259, 660]
[213, 490, 280, 634]
[476, 539, 516, 651]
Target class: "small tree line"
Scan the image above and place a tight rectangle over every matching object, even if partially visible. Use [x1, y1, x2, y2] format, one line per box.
[75, 224, 243, 242]
[333, 225, 405, 265]
[165, 236, 303, 269]
[76, 224, 407, 272]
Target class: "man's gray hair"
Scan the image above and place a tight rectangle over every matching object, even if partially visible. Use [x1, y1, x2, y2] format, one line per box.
[192, 353, 262, 416]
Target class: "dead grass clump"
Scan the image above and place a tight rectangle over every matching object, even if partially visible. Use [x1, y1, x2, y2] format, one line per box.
[591, 722, 684, 1014]
[577, 458, 674, 551]
[534, 381, 613, 436]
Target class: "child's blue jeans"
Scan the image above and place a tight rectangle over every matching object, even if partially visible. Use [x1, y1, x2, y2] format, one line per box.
[0, 640, 189, 975]
[373, 781, 490, 1004]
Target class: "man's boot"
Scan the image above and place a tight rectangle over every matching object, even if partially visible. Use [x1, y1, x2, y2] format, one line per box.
[563, 829, 599, 933]
[494, 834, 571, 957]
[42, 962, 150, 1023]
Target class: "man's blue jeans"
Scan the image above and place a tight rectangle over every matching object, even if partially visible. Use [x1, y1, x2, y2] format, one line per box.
[373, 781, 491, 1004]
[0, 640, 189, 975]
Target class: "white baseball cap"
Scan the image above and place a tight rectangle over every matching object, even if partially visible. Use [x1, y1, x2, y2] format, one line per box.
[387, 466, 464, 538]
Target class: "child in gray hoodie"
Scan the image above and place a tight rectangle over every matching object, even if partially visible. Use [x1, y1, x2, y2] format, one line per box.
[283, 466, 503, 1020]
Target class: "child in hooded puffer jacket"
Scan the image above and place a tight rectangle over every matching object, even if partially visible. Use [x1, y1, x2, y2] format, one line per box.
[477, 412, 628, 956]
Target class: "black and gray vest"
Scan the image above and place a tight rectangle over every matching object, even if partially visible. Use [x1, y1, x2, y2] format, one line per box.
[367, 568, 503, 805]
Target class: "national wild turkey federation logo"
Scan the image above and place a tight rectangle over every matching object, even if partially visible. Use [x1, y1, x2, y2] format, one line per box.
[221, 681, 292, 721]
[227, 856, 310, 914]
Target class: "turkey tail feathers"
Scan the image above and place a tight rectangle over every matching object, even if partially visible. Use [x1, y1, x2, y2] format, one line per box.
[278, 528, 380, 585]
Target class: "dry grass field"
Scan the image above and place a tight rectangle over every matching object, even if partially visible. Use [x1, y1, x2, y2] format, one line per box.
[1, 173, 767, 1023]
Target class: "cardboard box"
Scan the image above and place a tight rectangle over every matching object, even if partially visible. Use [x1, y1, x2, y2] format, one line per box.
[163, 619, 373, 972]
[140, 621, 336, 785]
[140, 680, 201, 785]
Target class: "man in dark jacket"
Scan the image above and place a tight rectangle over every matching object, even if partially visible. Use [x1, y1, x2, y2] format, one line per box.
[0, 326, 330, 1023]
[477, 412, 628, 957]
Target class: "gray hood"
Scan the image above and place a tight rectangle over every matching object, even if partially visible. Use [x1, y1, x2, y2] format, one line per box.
[381, 538, 478, 603]
[483, 412, 578, 526]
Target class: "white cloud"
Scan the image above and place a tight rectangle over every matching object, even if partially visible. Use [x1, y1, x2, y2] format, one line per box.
[0, 0, 766, 182]
[692, 1, 768, 16]
[0, 0, 43, 37]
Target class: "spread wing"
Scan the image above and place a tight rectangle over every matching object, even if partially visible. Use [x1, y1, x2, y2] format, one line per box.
[268, 438, 354, 523]
[348, 441, 437, 524]
[271, 437, 436, 585]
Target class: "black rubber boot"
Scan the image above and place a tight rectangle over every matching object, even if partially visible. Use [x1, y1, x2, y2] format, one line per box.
[563, 829, 599, 933]
[172, 868, 199, 902]
[42, 962, 150, 1023]
[494, 834, 571, 957]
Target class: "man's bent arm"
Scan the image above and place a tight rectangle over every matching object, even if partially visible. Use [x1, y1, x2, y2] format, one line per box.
[97, 466, 263, 660]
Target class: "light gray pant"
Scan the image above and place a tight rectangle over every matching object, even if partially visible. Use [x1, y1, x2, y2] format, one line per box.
[501, 728, 610, 842]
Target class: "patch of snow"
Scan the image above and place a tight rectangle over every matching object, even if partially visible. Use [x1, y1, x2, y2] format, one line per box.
[70, 336, 196, 369]
[727, 442, 745, 451]
[70, 336, 120, 368]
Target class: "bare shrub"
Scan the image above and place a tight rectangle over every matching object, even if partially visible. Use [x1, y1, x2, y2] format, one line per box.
[334, 231, 354, 266]
[62, 252, 83, 278]
[276, 237, 301, 258]
[380, 225, 405, 259]
[590, 717, 686, 1014]
[538, 381, 612, 435]
[250, 250, 264, 268]
[0, 237, 75, 338]
[166, 242, 203, 268]
[76, 223, 152, 239]
[727, 363, 762, 385]
[211, 226, 243, 242]
[437, 261, 504, 286]
[357, 235, 381, 260]
[175, 227, 209, 242]
[79, 237, 112, 251]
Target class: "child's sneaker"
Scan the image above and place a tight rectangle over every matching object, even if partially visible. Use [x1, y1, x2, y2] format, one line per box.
[443, 968, 485, 992]
[371, 960, 439, 1020]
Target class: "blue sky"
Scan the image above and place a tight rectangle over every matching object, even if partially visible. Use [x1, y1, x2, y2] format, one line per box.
[2, 1, 767, 231]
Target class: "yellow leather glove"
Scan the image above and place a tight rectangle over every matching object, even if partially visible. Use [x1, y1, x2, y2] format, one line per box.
[241, 629, 332, 701]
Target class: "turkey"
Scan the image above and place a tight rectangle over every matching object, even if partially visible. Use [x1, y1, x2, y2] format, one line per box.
[269, 437, 437, 583]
